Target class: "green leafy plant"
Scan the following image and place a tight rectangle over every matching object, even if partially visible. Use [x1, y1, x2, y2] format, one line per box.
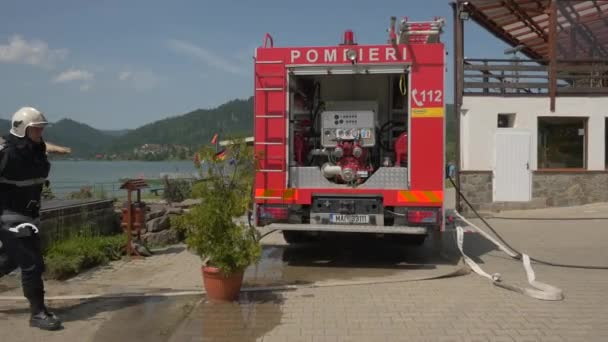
[174, 137, 260, 275]
[44, 234, 126, 280]
[42, 181, 55, 200]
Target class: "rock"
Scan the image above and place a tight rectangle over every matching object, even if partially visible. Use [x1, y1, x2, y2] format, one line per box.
[166, 207, 184, 215]
[147, 215, 171, 233]
[174, 199, 202, 209]
[145, 208, 167, 221]
[142, 230, 179, 246]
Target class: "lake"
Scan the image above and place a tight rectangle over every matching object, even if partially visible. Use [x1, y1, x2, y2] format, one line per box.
[48, 160, 199, 197]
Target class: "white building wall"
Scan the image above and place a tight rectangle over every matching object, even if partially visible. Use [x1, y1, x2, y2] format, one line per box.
[461, 97, 608, 171]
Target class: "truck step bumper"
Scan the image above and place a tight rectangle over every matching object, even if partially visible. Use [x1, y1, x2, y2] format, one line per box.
[264, 223, 428, 235]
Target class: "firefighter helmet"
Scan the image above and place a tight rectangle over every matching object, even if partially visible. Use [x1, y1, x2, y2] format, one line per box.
[10, 107, 49, 138]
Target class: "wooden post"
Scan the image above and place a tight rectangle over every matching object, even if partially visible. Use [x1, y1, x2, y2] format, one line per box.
[483, 60, 489, 94]
[452, 1, 465, 213]
[120, 179, 149, 259]
[548, 0, 558, 112]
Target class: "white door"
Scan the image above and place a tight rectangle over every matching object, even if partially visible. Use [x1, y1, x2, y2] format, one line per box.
[494, 130, 531, 202]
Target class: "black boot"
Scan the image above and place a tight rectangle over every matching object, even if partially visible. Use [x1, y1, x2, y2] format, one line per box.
[30, 310, 62, 331]
[26, 289, 62, 331]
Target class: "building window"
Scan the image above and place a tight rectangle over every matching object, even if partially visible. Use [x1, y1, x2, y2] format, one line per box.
[497, 113, 515, 128]
[538, 117, 587, 169]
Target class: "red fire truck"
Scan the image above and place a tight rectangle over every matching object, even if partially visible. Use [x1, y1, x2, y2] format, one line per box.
[253, 17, 446, 244]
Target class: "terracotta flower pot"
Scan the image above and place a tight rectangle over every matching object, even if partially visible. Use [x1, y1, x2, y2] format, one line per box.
[202, 266, 245, 301]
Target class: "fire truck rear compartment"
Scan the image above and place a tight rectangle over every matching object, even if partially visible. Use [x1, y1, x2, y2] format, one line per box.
[288, 72, 410, 188]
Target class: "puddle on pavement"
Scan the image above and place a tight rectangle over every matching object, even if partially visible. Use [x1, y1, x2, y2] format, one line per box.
[243, 233, 459, 287]
[85, 292, 283, 342]
[90, 295, 199, 342]
[176, 291, 283, 341]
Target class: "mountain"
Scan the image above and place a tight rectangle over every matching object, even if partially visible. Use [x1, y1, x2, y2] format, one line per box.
[0, 98, 253, 159]
[0, 118, 113, 157]
[0, 119, 9, 133]
[106, 97, 253, 155]
[101, 129, 131, 137]
[43, 119, 117, 158]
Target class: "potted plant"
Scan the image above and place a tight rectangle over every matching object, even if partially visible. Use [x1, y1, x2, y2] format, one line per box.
[175, 137, 261, 301]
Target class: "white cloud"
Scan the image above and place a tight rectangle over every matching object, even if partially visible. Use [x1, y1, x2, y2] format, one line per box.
[118, 71, 132, 81]
[53, 68, 94, 92]
[167, 39, 246, 75]
[0, 35, 67, 67]
[118, 70, 160, 91]
[53, 69, 94, 83]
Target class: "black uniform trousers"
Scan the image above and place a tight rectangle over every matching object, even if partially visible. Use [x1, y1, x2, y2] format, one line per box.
[0, 227, 45, 314]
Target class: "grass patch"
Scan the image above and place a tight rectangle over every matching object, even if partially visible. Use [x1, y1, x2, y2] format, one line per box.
[44, 234, 126, 280]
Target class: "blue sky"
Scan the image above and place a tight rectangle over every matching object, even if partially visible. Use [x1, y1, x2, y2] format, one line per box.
[0, 0, 510, 130]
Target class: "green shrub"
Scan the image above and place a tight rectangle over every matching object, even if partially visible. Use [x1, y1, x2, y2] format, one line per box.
[67, 186, 94, 199]
[162, 177, 192, 203]
[174, 137, 260, 275]
[44, 234, 126, 280]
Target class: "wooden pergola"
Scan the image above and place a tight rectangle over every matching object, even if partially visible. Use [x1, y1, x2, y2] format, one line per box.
[453, 0, 608, 109]
[457, 0, 608, 60]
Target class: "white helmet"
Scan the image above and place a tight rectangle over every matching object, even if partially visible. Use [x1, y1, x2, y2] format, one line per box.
[10, 107, 49, 138]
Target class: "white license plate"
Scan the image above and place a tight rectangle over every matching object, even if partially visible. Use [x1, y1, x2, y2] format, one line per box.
[329, 214, 369, 224]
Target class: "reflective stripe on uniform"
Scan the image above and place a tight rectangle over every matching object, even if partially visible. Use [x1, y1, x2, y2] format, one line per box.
[0, 177, 46, 187]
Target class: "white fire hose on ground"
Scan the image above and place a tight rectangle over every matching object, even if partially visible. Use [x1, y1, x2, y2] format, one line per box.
[452, 211, 563, 301]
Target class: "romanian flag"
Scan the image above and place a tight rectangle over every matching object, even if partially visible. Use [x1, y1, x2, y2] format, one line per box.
[213, 149, 227, 161]
[210, 133, 219, 145]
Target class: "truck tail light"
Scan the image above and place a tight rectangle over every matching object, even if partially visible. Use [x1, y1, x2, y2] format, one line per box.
[407, 209, 438, 224]
[257, 205, 289, 223]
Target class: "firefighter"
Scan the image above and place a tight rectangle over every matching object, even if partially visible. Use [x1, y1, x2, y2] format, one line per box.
[0, 107, 62, 330]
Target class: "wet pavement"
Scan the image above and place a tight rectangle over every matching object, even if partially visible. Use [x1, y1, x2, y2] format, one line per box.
[0, 296, 200, 342]
[0, 231, 468, 342]
[169, 292, 284, 342]
[92, 296, 198, 342]
[243, 233, 464, 288]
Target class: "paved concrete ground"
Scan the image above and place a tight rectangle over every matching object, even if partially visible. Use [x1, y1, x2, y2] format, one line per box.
[2, 199, 608, 341]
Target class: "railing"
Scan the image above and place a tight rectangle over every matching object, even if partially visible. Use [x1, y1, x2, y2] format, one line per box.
[463, 58, 608, 96]
[47, 178, 198, 201]
[556, 60, 608, 94]
[464, 59, 549, 95]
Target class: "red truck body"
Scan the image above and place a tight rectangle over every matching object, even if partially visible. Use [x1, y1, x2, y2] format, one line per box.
[253, 18, 445, 242]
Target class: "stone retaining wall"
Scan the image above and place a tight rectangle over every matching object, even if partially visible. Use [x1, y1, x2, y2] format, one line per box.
[40, 199, 119, 249]
[458, 171, 492, 215]
[458, 171, 608, 215]
[533, 171, 608, 207]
